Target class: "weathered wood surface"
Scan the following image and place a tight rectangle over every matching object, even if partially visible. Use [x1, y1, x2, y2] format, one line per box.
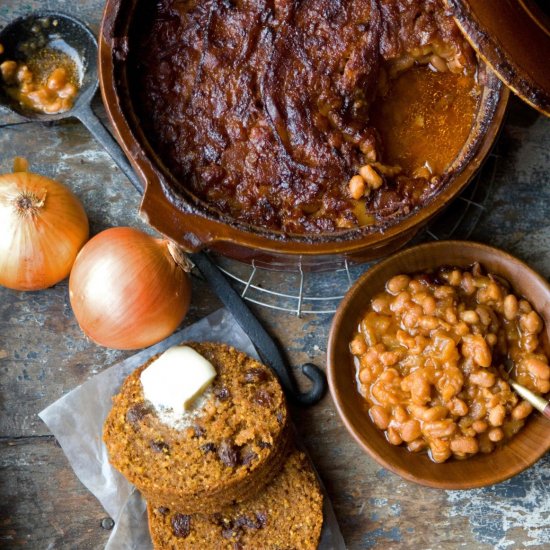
[0, 1, 549, 549]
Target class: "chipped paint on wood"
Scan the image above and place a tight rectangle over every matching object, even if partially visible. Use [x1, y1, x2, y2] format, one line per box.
[446, 455, 550, 548]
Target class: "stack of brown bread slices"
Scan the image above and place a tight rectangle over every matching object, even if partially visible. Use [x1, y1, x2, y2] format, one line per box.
[103, 342, 324, 549]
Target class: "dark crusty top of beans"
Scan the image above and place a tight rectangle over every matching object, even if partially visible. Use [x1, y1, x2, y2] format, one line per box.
[129, 0, 477, 234]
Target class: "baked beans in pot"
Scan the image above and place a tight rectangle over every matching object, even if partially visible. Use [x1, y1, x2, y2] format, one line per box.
[350, 263, 550, 462]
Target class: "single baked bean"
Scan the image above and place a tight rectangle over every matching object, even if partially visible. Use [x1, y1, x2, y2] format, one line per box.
[520, 311, 543, 334]
[488, 404, 506, 427]
[374, 315, 391, 333]
[419, 315, 439, 332]
[469, 400, 487, 420]
[469, 370, 496, 388]
[472, 420, 488, 433]
[503, 294, 518, 320]
[445, 307, 458, 324]
[359, 164, 383, 190]
[403, 306, 423, 329]
[411, 335, 429, 354]
[410, 377, 431, 405]
[400, 419, 422, 442]
[521, 334, 539, 353]
[386, 275, 411, 295]
[423, 419, 456, 438]
[437, 370, 464, 402]
[461, 272, 476, 295]
[423, 405, 449, 422]
[461, 310, 479, 324]
[408, 280, 424, 294]
[0, 60, 17, 82]
[519, 300, 532, 314]
[448, 270, 462, 286]
[450, 322, 467, 338]
[484, 392, 500, 410]
[496, 379, 511, 393]
[537, 379, 550, 393]
[511, 401, 533, 420]
[369, 405, 390, 430]
[379, 368, 399, 382]
[524, 357, 550, 379]
[407, 438, 426, 453]
[422, 296, 437, 315]
[488, 428, 504, 442]
[475, 305, 492, 326]
[429, 54, 448, 73]
[393, 405, 408, 423]
[359, 368, 373, 384]
[462, 334, 492, 368]
[372, 383, 400, 405]
[396, 329, 414, 349]
[360, 320, 378, 346]
[448, 398, 468, 416]
[478, 434, 494, 454]
[434, 285, 455, 299]
[59, 85, 77, 104]
[450, 436, 478, 454]
[46, 68, 67, 91]
[17, 65, 33, 84]
[371, 295, 391, 313]
[387, 427, 402, 445]
[350, 336, 367, 355]
[486, 333, 497, 346]
[380, 351, 400, 366]
[348, 175, 365, 199]
[430, 439, 451, 463]
[390, 291, 411, 312]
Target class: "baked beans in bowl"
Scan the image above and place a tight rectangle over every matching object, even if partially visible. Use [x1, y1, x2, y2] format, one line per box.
[327, 241, 550, 489]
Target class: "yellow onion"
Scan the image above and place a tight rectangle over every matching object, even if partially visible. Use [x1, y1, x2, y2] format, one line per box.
[0, 157, 89, 291]
[69, 227, 192, 350]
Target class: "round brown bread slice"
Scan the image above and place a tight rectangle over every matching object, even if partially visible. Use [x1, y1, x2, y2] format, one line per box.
[103, 342, 290, 513]
[147, 449, 324, 549]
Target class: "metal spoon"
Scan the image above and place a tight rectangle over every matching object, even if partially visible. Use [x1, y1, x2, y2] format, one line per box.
[0, 11, 326, 406]
[504, 358, 550, 419]
[0, 10, 138, 189]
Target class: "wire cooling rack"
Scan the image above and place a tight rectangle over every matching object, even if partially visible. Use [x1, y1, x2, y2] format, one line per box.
[211, 149, 501, 316]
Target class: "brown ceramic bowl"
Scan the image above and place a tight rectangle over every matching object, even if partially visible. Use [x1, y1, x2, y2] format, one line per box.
[99, 1, 509, 270]
[327, 240, 550, 489]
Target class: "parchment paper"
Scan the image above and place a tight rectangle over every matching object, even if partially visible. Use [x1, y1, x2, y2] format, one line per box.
[39, 308, 346, 549]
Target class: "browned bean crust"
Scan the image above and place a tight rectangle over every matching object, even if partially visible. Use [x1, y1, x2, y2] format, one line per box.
[130, 0, 476, 234]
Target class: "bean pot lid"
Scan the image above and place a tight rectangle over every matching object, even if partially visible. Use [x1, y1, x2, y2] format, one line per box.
[448, 0, 550, 117]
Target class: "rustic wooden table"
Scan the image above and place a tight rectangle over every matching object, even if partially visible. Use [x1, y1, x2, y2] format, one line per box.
[1, 2, 549, 549]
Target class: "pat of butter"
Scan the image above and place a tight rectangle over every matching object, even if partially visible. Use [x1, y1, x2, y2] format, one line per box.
[140, 346, 216, 413]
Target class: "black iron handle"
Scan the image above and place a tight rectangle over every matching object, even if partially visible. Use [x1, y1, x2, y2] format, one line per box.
[78, 105, 326, 405]
[74, 104, 144, 193]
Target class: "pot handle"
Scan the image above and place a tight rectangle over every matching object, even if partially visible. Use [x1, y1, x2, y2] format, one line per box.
[74, 104, 144, 194]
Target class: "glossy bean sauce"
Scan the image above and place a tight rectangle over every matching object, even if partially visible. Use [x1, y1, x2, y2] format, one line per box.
[350, 264, 550, 462]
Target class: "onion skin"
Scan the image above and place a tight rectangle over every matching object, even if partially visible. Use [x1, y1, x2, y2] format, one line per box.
[0, 169, 89, 291]
[69, 227, 191, 350]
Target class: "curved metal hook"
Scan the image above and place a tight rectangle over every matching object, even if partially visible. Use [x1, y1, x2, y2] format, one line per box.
[294, 363, 327, 406]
